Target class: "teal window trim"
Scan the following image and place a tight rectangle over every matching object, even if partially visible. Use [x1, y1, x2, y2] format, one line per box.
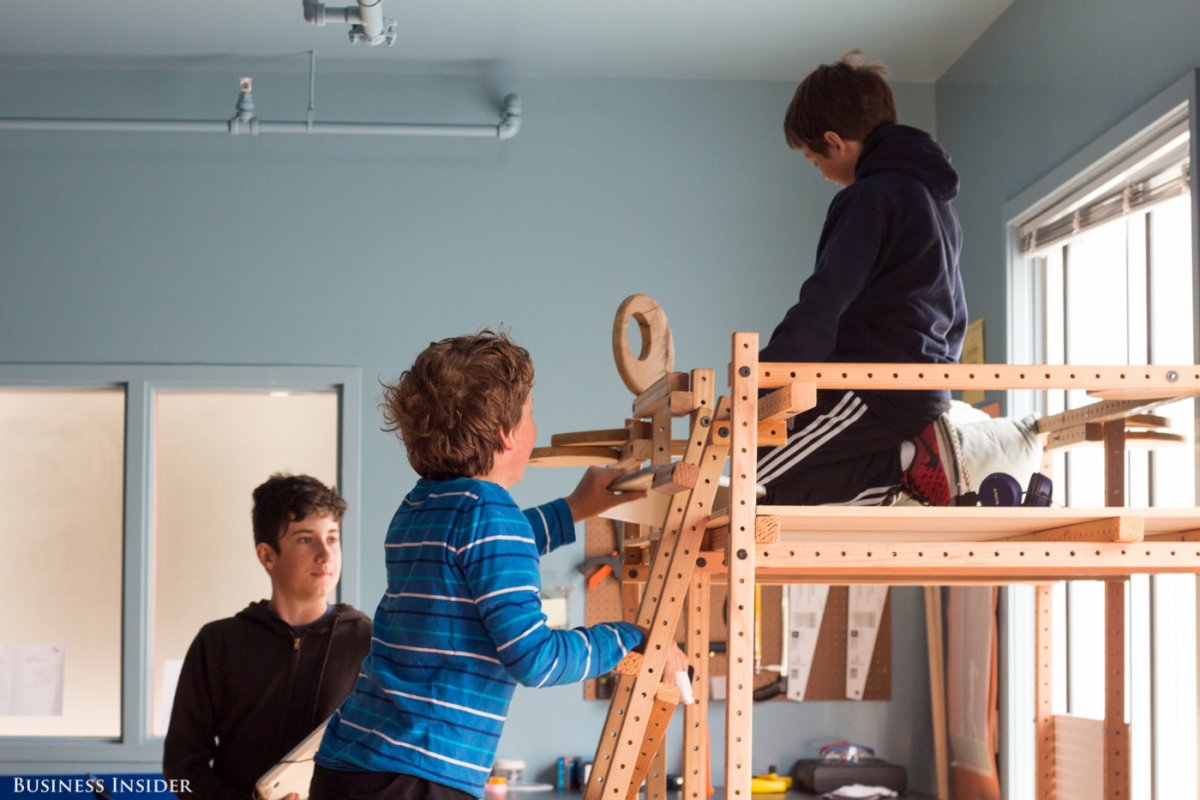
[0, 364, 362, 772]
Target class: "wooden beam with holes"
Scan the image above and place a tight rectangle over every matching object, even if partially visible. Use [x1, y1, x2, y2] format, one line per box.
[625, 682, 682, 800]
[1035, 586, 1055, 800]
[584, 400, 729, 800]
[643, 399, 674, 800]
[758, 362, 1199, 400]
[684, 539, 1200, 582]
[725, 332, 759, 800]
[682, 573, 711, 800]
[681, 369, 716, 800]
[924, 587, 950, 800]
[1044, 426, 1187, 451]
[1105, 580, 1129, 799]
[1036, 398, 1170, 433]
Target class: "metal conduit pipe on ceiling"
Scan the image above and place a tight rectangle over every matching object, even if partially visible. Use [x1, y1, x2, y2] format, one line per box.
[0, 93, 522, 140]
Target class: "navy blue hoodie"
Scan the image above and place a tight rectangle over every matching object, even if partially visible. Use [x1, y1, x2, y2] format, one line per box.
[760, 123, 967, 438]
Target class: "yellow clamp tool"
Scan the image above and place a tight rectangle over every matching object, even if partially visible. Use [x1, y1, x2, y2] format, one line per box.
[750, 767, 792, 793]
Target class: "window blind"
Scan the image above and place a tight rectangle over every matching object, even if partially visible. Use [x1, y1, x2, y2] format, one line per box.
[1018, 113, 1191, 255]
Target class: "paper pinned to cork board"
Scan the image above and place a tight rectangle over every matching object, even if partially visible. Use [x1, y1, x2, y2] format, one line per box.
[845, 585, 887, 700]
[786, 584, 830, 701]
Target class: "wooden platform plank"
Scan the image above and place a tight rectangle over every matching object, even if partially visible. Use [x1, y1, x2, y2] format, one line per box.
[761, 505, 1199, 542]
[1001, 515, 1143, 543]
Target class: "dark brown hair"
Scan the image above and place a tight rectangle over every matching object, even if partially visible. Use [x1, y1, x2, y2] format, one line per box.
[784, 49, 896, 156]
[252, 473, 347, 551]
[381, 330, 534, 480]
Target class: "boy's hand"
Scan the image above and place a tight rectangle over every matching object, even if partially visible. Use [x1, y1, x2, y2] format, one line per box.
[632, 627, 691, 685]
[564, 466, 646, 522]
[661, 642, 690, 685]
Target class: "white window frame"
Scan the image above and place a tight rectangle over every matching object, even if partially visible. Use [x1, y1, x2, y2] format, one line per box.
[0, 364, 361, 773]
[999, 70, 1200, 799]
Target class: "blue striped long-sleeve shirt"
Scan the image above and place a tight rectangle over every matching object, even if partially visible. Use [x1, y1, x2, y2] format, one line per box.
[315, 477, 643, 797]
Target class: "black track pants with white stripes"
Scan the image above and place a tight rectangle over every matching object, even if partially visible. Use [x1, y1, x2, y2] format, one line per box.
[757, 390, 905, 506]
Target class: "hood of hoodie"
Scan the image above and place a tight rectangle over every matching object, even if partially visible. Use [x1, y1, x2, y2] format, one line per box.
[855, 123, 959, 202]
[235, 599, 369, 639]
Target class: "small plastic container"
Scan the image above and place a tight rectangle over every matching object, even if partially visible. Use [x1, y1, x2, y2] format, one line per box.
[485, 776, 508, 800]
[491, 758, 526, 784]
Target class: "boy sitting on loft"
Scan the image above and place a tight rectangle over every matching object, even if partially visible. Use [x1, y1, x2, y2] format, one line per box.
[758, 50, 970, 507]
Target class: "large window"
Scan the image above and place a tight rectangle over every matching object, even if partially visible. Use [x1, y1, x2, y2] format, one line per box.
[151, 390, 341, 737]
[1004, 72, 1199, 799]
[0, 367, 359, 772]
[0, 389, 125, 739]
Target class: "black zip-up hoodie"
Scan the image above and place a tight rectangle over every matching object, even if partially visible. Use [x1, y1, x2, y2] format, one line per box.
[163, 600, 371, 800]
[761, 123, 967, 438]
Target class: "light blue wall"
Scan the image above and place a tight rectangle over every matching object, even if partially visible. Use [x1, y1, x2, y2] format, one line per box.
[937, 0, 1200, 367]
[0, 64, 936, 789]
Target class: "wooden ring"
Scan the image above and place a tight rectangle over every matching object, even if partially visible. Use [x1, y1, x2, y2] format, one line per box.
[612, 294, 675, 395]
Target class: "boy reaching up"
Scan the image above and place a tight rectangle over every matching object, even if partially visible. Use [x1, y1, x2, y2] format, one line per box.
[312, 331, 687, 800]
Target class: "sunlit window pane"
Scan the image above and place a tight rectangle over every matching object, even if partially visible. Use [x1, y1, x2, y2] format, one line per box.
[1035, 177, 1195, 798]
[150, 390, 338, 737]
[0, 389, 124, 737]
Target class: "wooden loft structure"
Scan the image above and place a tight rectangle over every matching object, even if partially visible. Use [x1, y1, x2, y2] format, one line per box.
[531, 296, 1200, 800]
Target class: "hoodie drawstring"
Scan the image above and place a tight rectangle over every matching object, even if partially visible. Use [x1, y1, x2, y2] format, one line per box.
[310, 611, 340, 727]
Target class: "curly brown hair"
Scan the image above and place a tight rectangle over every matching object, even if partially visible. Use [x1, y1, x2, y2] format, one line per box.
[382, 330, 534, 480]
[251, 473, 347, 551]
[783, 49, 896, 156]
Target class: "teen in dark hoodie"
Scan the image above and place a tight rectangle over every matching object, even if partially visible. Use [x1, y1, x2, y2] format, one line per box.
[757, 50, 969, 507]
[163, 474, 371, 800]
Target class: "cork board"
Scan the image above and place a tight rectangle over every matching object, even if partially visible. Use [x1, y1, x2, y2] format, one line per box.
[582, 517, 891, 702]
[704, 585, 891, 701]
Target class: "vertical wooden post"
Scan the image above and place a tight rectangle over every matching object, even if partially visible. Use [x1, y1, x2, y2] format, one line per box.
[584, 400, 729, 800]
[1104, 579, 1129, 800]
[1035, 585, 1056, 800]
[682, 369, 715, 800]
[645, 405, 674, 800]
[924, 586, 950, 800]
[625, 684, 682, 800]
[1102, 420, 1126, 508]
[683, 573, 712, 800]
[1101, 419, 1128, 799]
[725, 333, 759, 800]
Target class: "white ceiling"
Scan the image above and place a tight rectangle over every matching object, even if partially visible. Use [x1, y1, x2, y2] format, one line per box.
[0, 0, 1015, 83]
